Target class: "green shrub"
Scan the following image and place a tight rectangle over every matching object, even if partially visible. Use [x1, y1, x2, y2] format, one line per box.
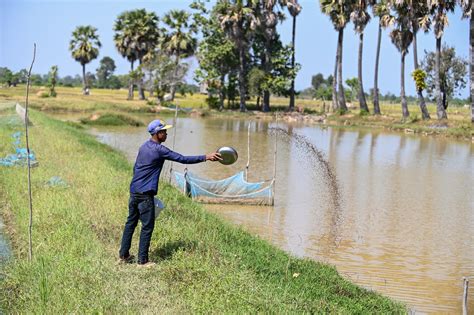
[334, 108, 347, 116]
[359, 109, 370, 117]
[302, 108, 313, 114]
[80, 113, 143, 126]
[146, 99, 157, 106]
[407, 113, 419, 123]
[205, 96, 220, 110]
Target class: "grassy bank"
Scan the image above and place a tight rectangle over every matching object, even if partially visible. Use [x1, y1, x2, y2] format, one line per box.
[79, 112, 144, 126]
[1, 85, 472, 140]
[0, 110, 405, 312]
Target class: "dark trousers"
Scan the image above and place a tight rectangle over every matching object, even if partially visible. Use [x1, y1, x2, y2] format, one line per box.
[119, 193, 155, 264]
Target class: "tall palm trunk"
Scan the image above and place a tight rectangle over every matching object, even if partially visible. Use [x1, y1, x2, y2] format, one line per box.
[262, 92, 270, 112]
[289, 15, 297, 111]
[262, 36, 273, 112]
[219, 73, 225, 111]
[332, 45, 338, 111]
[442, 87, 448, 109]
[238, 41, 247, 112]
[401, 52, 410, 118]
[412, 24, 430, 119]
[337, 28, 347, 112]
[128, 61, 134, 100]
[148, 69, 154, 98]
[470, 13, 473, 123]
[82, 63, 88, 95]
[358, 32, 369, 112]
[170, 51, 181, 101]
[435, 36, 447, 119]
[138, 59, 145, 100]
[262, 44, 271, 112]
[416, 89, 430, 118]
[262, 92, 270, 111]
[373, 23, 381, 115]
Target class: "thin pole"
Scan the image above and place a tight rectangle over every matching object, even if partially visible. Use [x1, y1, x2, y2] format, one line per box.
[183, 168, 189, 196]
[26, 44, 36, 262]
[246, 123, 250, 181]
[168, 102, 179, 183]
[271, 112, 278, 206]
[462, 277, 469, 315]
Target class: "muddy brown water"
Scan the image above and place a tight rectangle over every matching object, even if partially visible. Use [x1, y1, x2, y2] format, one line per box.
[84, 115, 473, 313]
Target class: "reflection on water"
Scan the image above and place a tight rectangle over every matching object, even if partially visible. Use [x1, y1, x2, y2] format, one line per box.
[88, 116, 473, 313]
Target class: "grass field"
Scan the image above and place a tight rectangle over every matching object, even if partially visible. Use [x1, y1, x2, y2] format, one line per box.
[1, 85, 472, 139]
[0, 109, 406, 313]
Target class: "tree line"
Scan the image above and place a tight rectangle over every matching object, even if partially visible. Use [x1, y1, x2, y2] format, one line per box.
[64, 1, 302, 111]
[69, 0, 473, 120]
[305, 42, 468, 110]
[0, 60, 199, 97]
[1, 0, 472, 122]
[320, 0, 471, 121]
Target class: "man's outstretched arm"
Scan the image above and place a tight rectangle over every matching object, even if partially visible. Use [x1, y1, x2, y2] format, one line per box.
[161, 146, 221, 164]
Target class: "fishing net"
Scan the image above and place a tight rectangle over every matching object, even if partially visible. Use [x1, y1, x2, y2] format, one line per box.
[173, 170, 274, 206]
[0, 131, 38, 167]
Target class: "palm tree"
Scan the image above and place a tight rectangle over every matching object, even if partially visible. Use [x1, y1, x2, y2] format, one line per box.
[162, 10, 198, 101]
[426, 0, 456, 120]
[470, 7, 473, 123]
[284, 0, 302, 111]
[259, 0, 281, 112]
[370, 0, 394, 115]
[114, 9, 160, 100]
[320, 0, 353, 112]
[69, 25, 101, 95]
[406, 0, 431, 119]
[259, 1, 293, 112]
[390, 4, 412, 119]
[458, 0, 472, 122]
[351, 0, 371, 113]
[217, 0, 259, 112]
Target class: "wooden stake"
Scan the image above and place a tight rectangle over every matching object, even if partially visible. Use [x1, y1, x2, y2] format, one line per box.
[26, 44, 36, 262]
[245, 124, 250, 181]
[168, 102, 179, 183]
[463, 277, 469, 315]
[271, 112, 278, 206]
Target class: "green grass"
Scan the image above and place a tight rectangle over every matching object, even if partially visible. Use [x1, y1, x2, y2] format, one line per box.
[0, 110, 406, 313]
[79, 112, 144, 126]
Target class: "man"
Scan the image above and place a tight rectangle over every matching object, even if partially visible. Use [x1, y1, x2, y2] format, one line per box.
[119, 119, 221, 267]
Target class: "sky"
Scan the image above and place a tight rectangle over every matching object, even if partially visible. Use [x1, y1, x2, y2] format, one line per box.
[0, 0, 470, 98]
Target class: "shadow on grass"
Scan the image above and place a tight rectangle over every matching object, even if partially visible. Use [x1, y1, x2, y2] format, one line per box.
[152, 240, 197, 261]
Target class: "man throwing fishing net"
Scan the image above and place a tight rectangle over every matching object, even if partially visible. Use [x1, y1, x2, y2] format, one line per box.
[119, 119, 222, 267]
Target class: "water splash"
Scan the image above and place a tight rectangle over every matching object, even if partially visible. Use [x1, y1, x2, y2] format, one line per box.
[270, 127, 343, 247]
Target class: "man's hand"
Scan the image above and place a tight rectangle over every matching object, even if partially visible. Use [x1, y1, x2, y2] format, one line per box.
[206, 152, 222, 162]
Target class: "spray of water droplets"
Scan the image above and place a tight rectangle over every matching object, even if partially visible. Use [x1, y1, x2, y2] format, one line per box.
[270, 127, 343, 247]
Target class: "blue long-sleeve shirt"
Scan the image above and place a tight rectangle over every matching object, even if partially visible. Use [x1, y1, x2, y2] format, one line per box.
[130, 139, 206, 195]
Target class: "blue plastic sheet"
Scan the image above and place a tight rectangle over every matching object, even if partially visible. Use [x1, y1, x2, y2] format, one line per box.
[0, 132, 38, 167]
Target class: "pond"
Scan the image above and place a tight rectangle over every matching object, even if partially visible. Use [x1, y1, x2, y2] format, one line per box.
[86, 115, 472, 313]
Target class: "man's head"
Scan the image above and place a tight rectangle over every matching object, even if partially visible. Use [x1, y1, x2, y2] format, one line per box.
[148, 119, 172, 143]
